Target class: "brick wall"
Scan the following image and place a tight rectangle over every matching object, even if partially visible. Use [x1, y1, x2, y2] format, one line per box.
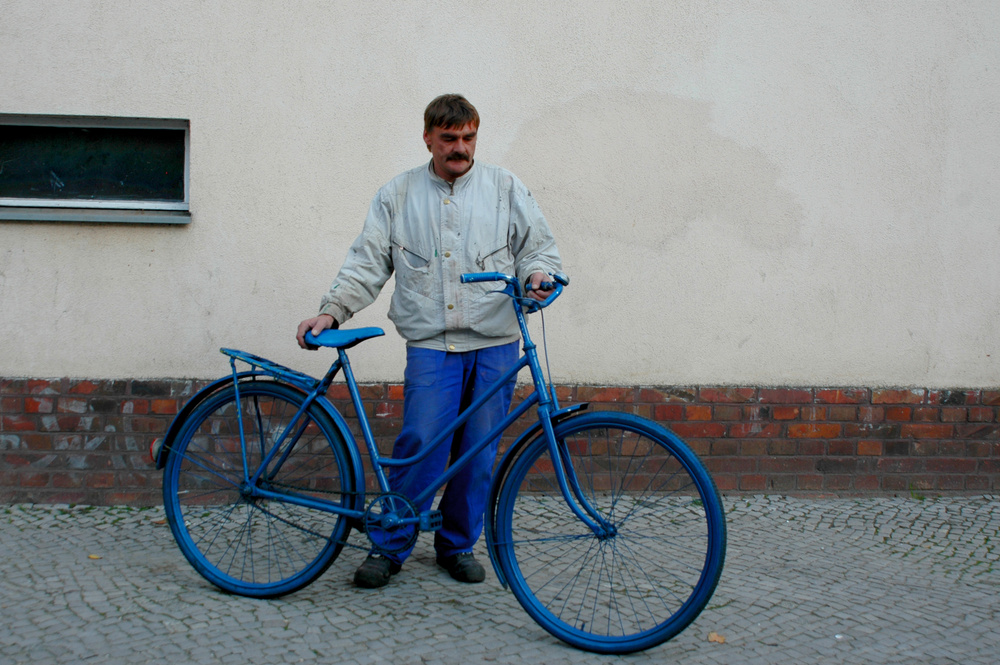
[2, 378, 997, 504]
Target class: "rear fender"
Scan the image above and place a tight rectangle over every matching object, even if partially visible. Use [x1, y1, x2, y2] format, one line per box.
[152, 372, 262, 469]
[155, 376, 366, 514]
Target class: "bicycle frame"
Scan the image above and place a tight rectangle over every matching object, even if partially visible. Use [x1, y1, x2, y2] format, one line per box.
[224, 272, 611, 538]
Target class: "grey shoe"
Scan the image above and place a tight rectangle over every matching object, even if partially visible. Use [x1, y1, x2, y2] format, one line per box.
[354, 554, 401, 589]
[436, 552, 486, 583]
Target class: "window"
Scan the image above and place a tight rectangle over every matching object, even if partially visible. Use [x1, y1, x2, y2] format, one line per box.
[0, 115, 190, 224]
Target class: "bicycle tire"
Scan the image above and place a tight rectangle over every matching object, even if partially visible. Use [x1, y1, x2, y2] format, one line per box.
[493, 411, 726, 654]
[162, 381, 355, 598]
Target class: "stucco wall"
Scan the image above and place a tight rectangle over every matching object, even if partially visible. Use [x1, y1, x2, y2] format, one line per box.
[1, 1, 998, 387]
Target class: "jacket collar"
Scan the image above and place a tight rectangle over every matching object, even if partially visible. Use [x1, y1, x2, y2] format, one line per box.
[427, 159, 477, 193]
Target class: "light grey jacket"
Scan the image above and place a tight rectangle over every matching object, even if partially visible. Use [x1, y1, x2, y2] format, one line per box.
[319, 160, 562, 351]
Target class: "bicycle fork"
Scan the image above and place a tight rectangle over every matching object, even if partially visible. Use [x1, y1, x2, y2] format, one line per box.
[538, 407, 617, 539]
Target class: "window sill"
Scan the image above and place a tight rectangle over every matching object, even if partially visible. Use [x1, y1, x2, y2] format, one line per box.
[0, 206, 191, 225]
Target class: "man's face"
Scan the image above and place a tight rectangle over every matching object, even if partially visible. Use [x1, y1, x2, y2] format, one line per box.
[424, 122, 477, 182]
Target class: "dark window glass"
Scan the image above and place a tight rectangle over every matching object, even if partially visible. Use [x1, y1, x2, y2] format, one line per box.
[0, 125, 185, 202]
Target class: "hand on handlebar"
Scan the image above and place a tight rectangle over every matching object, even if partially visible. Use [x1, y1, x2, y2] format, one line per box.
[525, 271, 556, 302]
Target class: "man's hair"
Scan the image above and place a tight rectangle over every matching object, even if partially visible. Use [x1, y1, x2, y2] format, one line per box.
[424, 94, 480, 133]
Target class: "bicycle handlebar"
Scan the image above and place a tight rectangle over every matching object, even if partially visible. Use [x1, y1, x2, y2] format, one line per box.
[460, 271, 569, 310]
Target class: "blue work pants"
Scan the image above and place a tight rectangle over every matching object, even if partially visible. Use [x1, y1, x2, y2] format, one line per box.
[376, 341, 518, 563]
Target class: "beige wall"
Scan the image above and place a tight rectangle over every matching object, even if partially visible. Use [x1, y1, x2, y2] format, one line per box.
[1, 1, 998, 387]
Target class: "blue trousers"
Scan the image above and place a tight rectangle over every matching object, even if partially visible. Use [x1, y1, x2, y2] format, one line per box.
[375, 341, 518, 564]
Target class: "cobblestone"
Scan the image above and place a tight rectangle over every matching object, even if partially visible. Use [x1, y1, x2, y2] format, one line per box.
[1, 496, 997, 664]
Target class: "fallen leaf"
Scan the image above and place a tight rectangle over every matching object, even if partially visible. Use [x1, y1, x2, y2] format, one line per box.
[152, 519, 167, 525]
[88, 554, 102, 560]
[708, 632, 726, 644]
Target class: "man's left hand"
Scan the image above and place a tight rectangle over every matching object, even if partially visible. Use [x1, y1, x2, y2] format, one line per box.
[526, 272, 555, 302]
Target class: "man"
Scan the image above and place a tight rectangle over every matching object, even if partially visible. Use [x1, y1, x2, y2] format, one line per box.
[296, 94, 561, 588]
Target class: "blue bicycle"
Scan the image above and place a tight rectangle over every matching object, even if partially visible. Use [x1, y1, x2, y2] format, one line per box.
[154, 272, 726, 654]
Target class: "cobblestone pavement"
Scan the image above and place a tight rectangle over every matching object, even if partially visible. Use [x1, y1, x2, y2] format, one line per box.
[1, 495, 997, 664]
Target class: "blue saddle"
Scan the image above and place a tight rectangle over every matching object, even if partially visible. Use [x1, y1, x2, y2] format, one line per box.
[304, 327, 385, 349]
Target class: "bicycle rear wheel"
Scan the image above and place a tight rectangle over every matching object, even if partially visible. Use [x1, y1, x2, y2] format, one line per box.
[493, 411, 726, 654]
[162, 381, 355, 598]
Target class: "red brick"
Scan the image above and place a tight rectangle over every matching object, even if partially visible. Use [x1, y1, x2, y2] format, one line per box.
[714, 406, 743, 421]
[983, 391, 1000, 406]
[326, 384, 351, 400]
[766, 475, 798, 492]
[20, 472, 50, 487]
[87, 472, 115, 488]
[740, 440, 767, 456]
[739, 474, 766, 490]
[969, 407, 995, 422]
[577, 386, 633, 402]
[858, 406, 885, 422]
[926, 459, 977, 474]
[699, 387, 755, 403]
[653, 404, 683, 421]
[788, 423, 841, 438]
[965, 476, 990, 491]
[150, 399, 179, 415]
[873, 389, 925, 405]
[67, 380, 100, 395]
[25, 398, 53, 414]
[57, 398, 88, 414]
[911, 441, 940, 456]
[27, 379, 60, 395]
[713, 475, 738, 491]
[710, 440, 739, 456]
[900, 424, 954, 439]
[801, 406, 826, 421]
[759, 388, 812, 404]
[941, 408, 968, 423]
[927, 390, 975, 406]
[727, 422, 782, 438]
[815, 389, 867, 404]
[767, 440, 797, 455]
[796, 440, 826, 456]
[796, 474, 824, 490]
[828, 406, 857, 421]
[828, 440, 855, 455]
[637, 388, 696, 403]
[885, 407, 912, 422]
[939, 440, 966, 456]
[704, 457, 756, 473]
[823, 475, 852, 490]
[912, 407, 938, 422]
[375, 401, 403, 419]
[671, 422, 727, 438]
[683, 405, 711, 421]
[937, 475, 965, 490]
[854, 475, 880, 491]
[771, 406, 800, 421]
[760, 457, 815, 473]
[1, 415, 36, 432]
[858, 440, 882, 456]
[387, 384, 404, 400]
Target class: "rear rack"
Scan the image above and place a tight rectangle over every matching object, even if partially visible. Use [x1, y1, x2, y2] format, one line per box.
[220, 348, 320, 391]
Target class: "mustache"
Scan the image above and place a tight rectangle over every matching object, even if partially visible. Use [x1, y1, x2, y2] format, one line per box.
[446, 152, 470, 161]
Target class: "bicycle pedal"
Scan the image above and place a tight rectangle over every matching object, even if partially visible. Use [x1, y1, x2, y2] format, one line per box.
[419, 510, 443, 532]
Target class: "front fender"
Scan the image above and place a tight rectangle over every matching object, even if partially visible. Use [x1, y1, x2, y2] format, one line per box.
[484, 403, 588, 588]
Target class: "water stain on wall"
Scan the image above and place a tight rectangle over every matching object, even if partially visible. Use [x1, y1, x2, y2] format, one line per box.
[503, 91, 803, 252]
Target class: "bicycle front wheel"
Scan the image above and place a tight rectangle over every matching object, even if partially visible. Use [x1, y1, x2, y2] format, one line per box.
[493, 411, 726, 654]
[163, 381, 356, 598]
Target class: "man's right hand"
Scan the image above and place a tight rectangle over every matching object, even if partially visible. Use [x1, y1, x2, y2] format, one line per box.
[296, 314, 337, 349]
